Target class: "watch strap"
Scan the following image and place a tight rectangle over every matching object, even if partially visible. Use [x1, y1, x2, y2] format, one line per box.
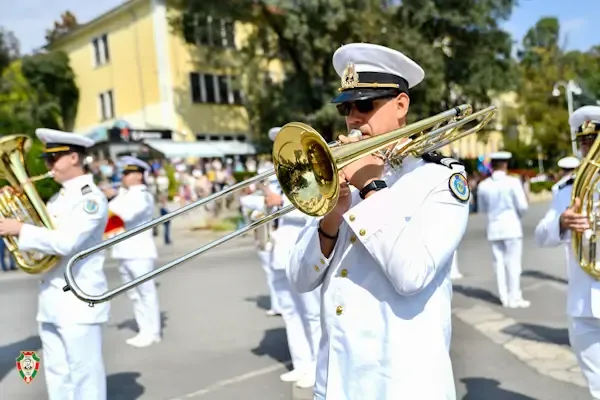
[359, 180, 387, 199]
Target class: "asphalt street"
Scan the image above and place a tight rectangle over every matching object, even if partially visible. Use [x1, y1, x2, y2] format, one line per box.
[0, 202, 593, 400]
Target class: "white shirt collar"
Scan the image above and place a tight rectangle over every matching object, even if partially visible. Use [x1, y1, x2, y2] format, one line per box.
[61, 174, 94, 191]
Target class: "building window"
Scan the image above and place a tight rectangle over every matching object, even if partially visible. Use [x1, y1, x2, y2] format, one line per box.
[183, 15, 236, 49]
[98, 90, 114, 121]
[189, 73, 243, 105]
[92, 34, 110, 66]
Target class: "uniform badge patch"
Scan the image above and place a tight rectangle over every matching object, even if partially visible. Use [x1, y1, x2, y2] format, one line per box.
[449, 173, 470, 202]
[83, 199, 99, 214]
[16, 351, 40, 384]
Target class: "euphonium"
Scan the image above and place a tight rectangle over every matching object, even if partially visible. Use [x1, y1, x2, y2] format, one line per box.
[0, 134, 60, 274]
[571, 133, 600, 280]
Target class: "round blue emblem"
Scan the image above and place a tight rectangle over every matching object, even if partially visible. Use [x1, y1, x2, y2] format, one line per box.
[449, 173, 469, 202]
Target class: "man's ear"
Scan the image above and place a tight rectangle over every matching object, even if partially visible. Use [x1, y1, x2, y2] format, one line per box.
[395, 92, 410, 121]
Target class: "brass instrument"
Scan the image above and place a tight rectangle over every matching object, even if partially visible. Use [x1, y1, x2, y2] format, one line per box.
[570, 133, 600, 279]
[63, 103, 497, 305]
[0, 134, 59, 274]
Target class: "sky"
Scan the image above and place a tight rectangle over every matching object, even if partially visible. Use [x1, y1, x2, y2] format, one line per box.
[0, 0, 596, 55]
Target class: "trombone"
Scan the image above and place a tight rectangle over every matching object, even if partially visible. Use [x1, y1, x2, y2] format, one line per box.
[63, 103, 497, 305]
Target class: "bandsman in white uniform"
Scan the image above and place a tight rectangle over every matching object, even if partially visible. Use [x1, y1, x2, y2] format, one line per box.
[477, 151, 530, 308]
[535, 105, 600, 399]
[552, 156, 580, 195]
[0, 129, 109, 400]
[105, 156, 161, 348]
[288, 43, 470, 399]
[241, 128, 322, 388]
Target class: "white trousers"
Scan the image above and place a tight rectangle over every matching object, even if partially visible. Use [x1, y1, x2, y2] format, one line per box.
[39, 322, 106, 400]
[272, 269, 322, 372]
[118, 259, 161, 337]
[257, 250, 282, 313]
[569, 317, 600, 399]
[450, 251, 461, 278]
[490, 239, 523, 303]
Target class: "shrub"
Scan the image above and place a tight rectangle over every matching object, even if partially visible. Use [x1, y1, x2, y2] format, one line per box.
[530, 181, 554, 194]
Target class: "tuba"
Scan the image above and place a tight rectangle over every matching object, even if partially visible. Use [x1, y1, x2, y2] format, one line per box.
[570, 132, 600, 280]
[0, 134, 60, 274]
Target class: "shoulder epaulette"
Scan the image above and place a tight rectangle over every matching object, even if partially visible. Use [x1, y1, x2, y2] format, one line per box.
[558, 177, 574, 190]
[421, 152, 464, 169]
[81, 185, 92, 195]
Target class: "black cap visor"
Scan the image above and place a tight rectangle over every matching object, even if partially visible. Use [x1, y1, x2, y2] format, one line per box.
[331, 88, 402, 104]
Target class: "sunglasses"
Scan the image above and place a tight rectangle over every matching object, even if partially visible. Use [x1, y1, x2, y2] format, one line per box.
[43, 153, 68, 165]
[336, 96, 395, 117]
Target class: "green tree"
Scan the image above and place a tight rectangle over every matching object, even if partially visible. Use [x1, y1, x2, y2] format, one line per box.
[45, 11, 79, 45]
[0, 27, 19, 75]
[21, 51, 80, 131]
[169, 0, 518, 142]
[516, 17, 575, 161]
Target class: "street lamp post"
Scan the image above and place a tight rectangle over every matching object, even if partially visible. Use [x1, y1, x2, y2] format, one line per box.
[552, 80, 583, 156]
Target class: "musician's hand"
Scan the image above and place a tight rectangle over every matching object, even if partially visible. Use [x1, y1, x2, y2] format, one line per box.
[0, 219, 23, 236]
[560, 198, 590, 233]
[338, 134, 384, 190]
[265, 192, 283, 207]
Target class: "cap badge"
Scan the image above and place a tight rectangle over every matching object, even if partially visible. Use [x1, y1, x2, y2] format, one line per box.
[341, 62, 359, 90]
[582, 120, 597, 135]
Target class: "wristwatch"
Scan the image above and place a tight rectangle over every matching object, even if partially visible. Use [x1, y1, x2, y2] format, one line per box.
[359, 180, 387, 199]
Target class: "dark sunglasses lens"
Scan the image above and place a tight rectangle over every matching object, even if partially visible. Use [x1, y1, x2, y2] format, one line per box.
[355, 100, 375, 114]
[336, 100, 375, 116]
[336, 103, 351, 116]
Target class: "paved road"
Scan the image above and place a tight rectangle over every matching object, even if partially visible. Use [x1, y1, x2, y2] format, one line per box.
[0, 202, 593, 400]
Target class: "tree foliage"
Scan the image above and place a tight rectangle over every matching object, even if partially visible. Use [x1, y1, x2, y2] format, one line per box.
[45, 11, 80, 45]
[0, 26, 80, 199]
[169, 0, 518, 141]
[515, 17, 600, 162]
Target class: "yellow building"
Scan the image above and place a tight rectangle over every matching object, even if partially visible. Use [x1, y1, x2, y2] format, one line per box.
[49, 0, 282, 159]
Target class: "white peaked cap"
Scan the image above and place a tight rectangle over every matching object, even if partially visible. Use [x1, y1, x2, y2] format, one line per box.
[118, 155, 151, 171]
[332, 43, 425, 89]
[489, 151, 512, 161]
[36, 128, 95, 148]
[570, 105, 600, 133]
[268, 127, 282, 142]
[557, 156, 580, 170]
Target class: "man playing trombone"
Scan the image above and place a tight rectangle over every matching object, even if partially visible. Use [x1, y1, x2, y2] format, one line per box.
[103, 156, 162, 348]
[287, 43, 471, 399]
[535, 105, 600, 399]
[0, 129, 109, 400]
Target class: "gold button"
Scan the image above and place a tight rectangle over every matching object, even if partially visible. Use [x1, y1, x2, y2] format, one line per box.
[320, 259, 325, 264]
[340, 269, 348, 277]
[336, 305, 343, 315]
[359, 229, 366, 236]
[349, 215, 356, 222]
[314, 265, 320, 272]
[350, 236, 357, 243]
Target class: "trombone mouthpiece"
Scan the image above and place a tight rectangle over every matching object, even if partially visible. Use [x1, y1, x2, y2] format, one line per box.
[348, 129, 363, 138]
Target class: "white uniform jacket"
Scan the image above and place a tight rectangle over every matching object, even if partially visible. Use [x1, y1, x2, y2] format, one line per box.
[478, 171, 529, 241]
[288, 156, 470, 400]
[108, 184, 157, 260]
[18, 174, 110, 326]
[535, 175, 600, 318]
[239, 192, 311, 270]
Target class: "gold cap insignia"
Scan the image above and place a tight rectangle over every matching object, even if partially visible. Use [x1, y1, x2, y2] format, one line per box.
[341, 62, 359, 90]
[582, 120, 597, 135]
